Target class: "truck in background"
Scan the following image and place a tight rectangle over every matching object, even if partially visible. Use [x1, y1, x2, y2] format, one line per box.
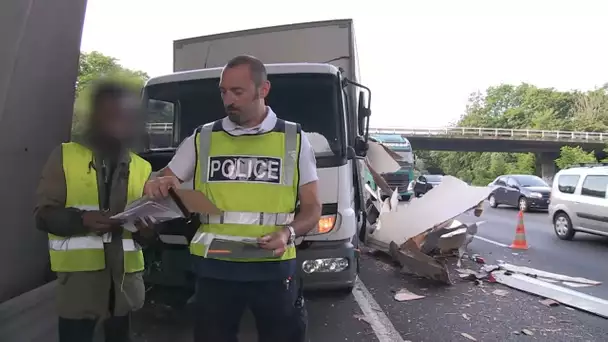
[140, 19, 372, 293]
[369, 134, 415, 201]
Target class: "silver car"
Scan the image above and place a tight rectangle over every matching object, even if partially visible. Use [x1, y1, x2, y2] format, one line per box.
[549, 165, 608, 240]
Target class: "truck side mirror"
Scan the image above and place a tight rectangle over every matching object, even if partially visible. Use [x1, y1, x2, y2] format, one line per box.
[354, 136, 368, 157]
[357, 91, 371, 138]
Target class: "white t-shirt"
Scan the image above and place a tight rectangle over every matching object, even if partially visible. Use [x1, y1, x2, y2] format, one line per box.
[167, 107, 319, 186]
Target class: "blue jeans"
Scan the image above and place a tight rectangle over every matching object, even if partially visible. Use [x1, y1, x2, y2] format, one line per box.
[193, 277, 307, 342]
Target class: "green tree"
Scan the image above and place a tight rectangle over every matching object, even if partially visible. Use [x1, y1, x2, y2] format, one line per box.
[555, 146, 597, 169]
[414, 82, 608, 185]
[72, 51, 149, 138]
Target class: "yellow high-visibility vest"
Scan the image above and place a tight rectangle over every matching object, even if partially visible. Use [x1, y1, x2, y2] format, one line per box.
[47, 142, 151, 273]
[190, 119, 300, 262]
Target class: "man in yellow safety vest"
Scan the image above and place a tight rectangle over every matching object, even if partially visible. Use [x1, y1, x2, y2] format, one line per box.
[35, 81, 154, 342]
[144, 55, 322, 342]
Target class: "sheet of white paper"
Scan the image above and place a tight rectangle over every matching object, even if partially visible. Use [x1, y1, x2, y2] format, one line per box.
[112, 198, 182, 223]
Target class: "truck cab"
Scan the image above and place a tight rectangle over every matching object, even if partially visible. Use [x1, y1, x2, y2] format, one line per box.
[141, 61, 371, 292]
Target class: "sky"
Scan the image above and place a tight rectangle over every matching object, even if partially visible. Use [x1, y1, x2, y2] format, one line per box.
[80, 0, 608, 128]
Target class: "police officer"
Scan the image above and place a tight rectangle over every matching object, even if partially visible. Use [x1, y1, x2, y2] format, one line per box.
[35, 81, 154, 342]
[144, 55, 322, 342]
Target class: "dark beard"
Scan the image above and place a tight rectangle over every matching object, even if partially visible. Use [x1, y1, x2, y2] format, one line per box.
[227, 112, 244, 125]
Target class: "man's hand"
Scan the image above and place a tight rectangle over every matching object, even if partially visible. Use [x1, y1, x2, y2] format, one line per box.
[82, 211, 123, 234]
[257, 228, 290, 257]
[143, 176, 181, 199]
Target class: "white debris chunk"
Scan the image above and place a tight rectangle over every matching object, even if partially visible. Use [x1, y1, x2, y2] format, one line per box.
[394, 288, 425, 302]
[499, 263, 601, 285]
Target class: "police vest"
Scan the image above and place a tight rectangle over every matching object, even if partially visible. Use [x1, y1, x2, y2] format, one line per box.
[190, 119, 300, 262]
[47, 142, 151, 273]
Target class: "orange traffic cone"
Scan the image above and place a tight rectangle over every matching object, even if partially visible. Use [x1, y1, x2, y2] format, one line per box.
[510, 210, 529, 250]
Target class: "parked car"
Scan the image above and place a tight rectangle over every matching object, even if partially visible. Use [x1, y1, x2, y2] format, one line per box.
[487, 174, 551, 212]
[549, 164, 608, 240]
[409, 174, 444, 197]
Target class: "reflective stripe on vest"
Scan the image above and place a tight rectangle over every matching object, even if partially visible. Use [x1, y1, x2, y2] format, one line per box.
[48, 142, 151, 273]
[200, 211, 295, 225]
[190, 119, 300, 262]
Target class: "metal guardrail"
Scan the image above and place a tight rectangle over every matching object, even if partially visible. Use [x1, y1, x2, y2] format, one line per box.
[146, 123, 608, 143]
[147, 122, 173, 132]
[369, 127, 608, 143]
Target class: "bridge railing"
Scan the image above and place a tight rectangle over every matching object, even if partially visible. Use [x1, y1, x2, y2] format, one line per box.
[146, 123, 608, 143]
[370, 127, 608, 142]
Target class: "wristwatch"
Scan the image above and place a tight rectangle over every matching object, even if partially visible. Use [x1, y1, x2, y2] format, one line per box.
[284, 225, 296, 245]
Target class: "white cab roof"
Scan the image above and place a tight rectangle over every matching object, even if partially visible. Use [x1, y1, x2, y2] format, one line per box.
[146, 63, 339, 86]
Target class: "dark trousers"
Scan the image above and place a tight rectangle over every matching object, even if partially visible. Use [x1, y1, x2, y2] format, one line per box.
[59, 280, 132, 342]
[193, 277, 307, 342]
[58, 315, 131, 342]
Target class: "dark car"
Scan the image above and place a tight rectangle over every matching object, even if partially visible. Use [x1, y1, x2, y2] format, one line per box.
[411, 174, 444, 197]
[488, 174, 551, 212]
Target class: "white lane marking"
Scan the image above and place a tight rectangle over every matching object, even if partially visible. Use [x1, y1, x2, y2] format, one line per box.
[352, 277, 405, 342]
[474, 235, 509, 248]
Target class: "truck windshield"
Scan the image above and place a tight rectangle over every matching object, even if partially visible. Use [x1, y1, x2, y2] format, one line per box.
[144, 73, 345, 163]
[395, 150, 414, 167]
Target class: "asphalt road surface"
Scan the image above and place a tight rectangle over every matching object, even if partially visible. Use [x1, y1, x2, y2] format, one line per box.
[465, 202, 608, 299]
[3, 202, 608, 342]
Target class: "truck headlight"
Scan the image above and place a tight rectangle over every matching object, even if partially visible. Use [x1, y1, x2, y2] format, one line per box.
[529, 192, 542, 198]
[307, 214, 340, 235]
[301, 258, 349, 273]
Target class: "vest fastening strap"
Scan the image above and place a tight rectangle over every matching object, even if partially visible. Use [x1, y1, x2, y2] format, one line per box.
[200, 211, 295, 225]
[198, 120, 299, 186]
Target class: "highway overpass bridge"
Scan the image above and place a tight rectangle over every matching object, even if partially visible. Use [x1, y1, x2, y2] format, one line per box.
[147, 124, 608, 181]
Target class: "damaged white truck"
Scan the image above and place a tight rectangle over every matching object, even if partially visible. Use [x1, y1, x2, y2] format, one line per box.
[141, 19, 375, 293]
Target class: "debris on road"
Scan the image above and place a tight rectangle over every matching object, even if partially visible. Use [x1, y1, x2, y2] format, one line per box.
[539, 299, 559, 307]
[460, 332, 477, 341]
[492, 289, 509, 297]
[389, 241, 451, 284]
[492, 270, 608, 319]
[353, 314, 371, 325]
[521, 328, 535, 336]
[394, 288, 425, 302]
[362, 174, 492, 284]
[368, 176, 492, 249]
[498, 263, 601, 286]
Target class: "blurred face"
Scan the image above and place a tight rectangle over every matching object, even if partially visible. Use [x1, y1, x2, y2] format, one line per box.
[96, 95, 140, 142]
[219, 64, 270, 126]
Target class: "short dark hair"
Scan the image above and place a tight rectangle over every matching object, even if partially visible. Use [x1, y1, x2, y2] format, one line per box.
[90, 80, 131, 112]
[224, 55, 267, 87]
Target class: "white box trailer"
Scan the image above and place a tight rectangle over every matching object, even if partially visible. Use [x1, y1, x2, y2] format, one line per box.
[142, 19, 372, 292]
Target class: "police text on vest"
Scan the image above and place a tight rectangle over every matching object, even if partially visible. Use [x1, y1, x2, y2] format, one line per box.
[208, 156, 282, 184]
